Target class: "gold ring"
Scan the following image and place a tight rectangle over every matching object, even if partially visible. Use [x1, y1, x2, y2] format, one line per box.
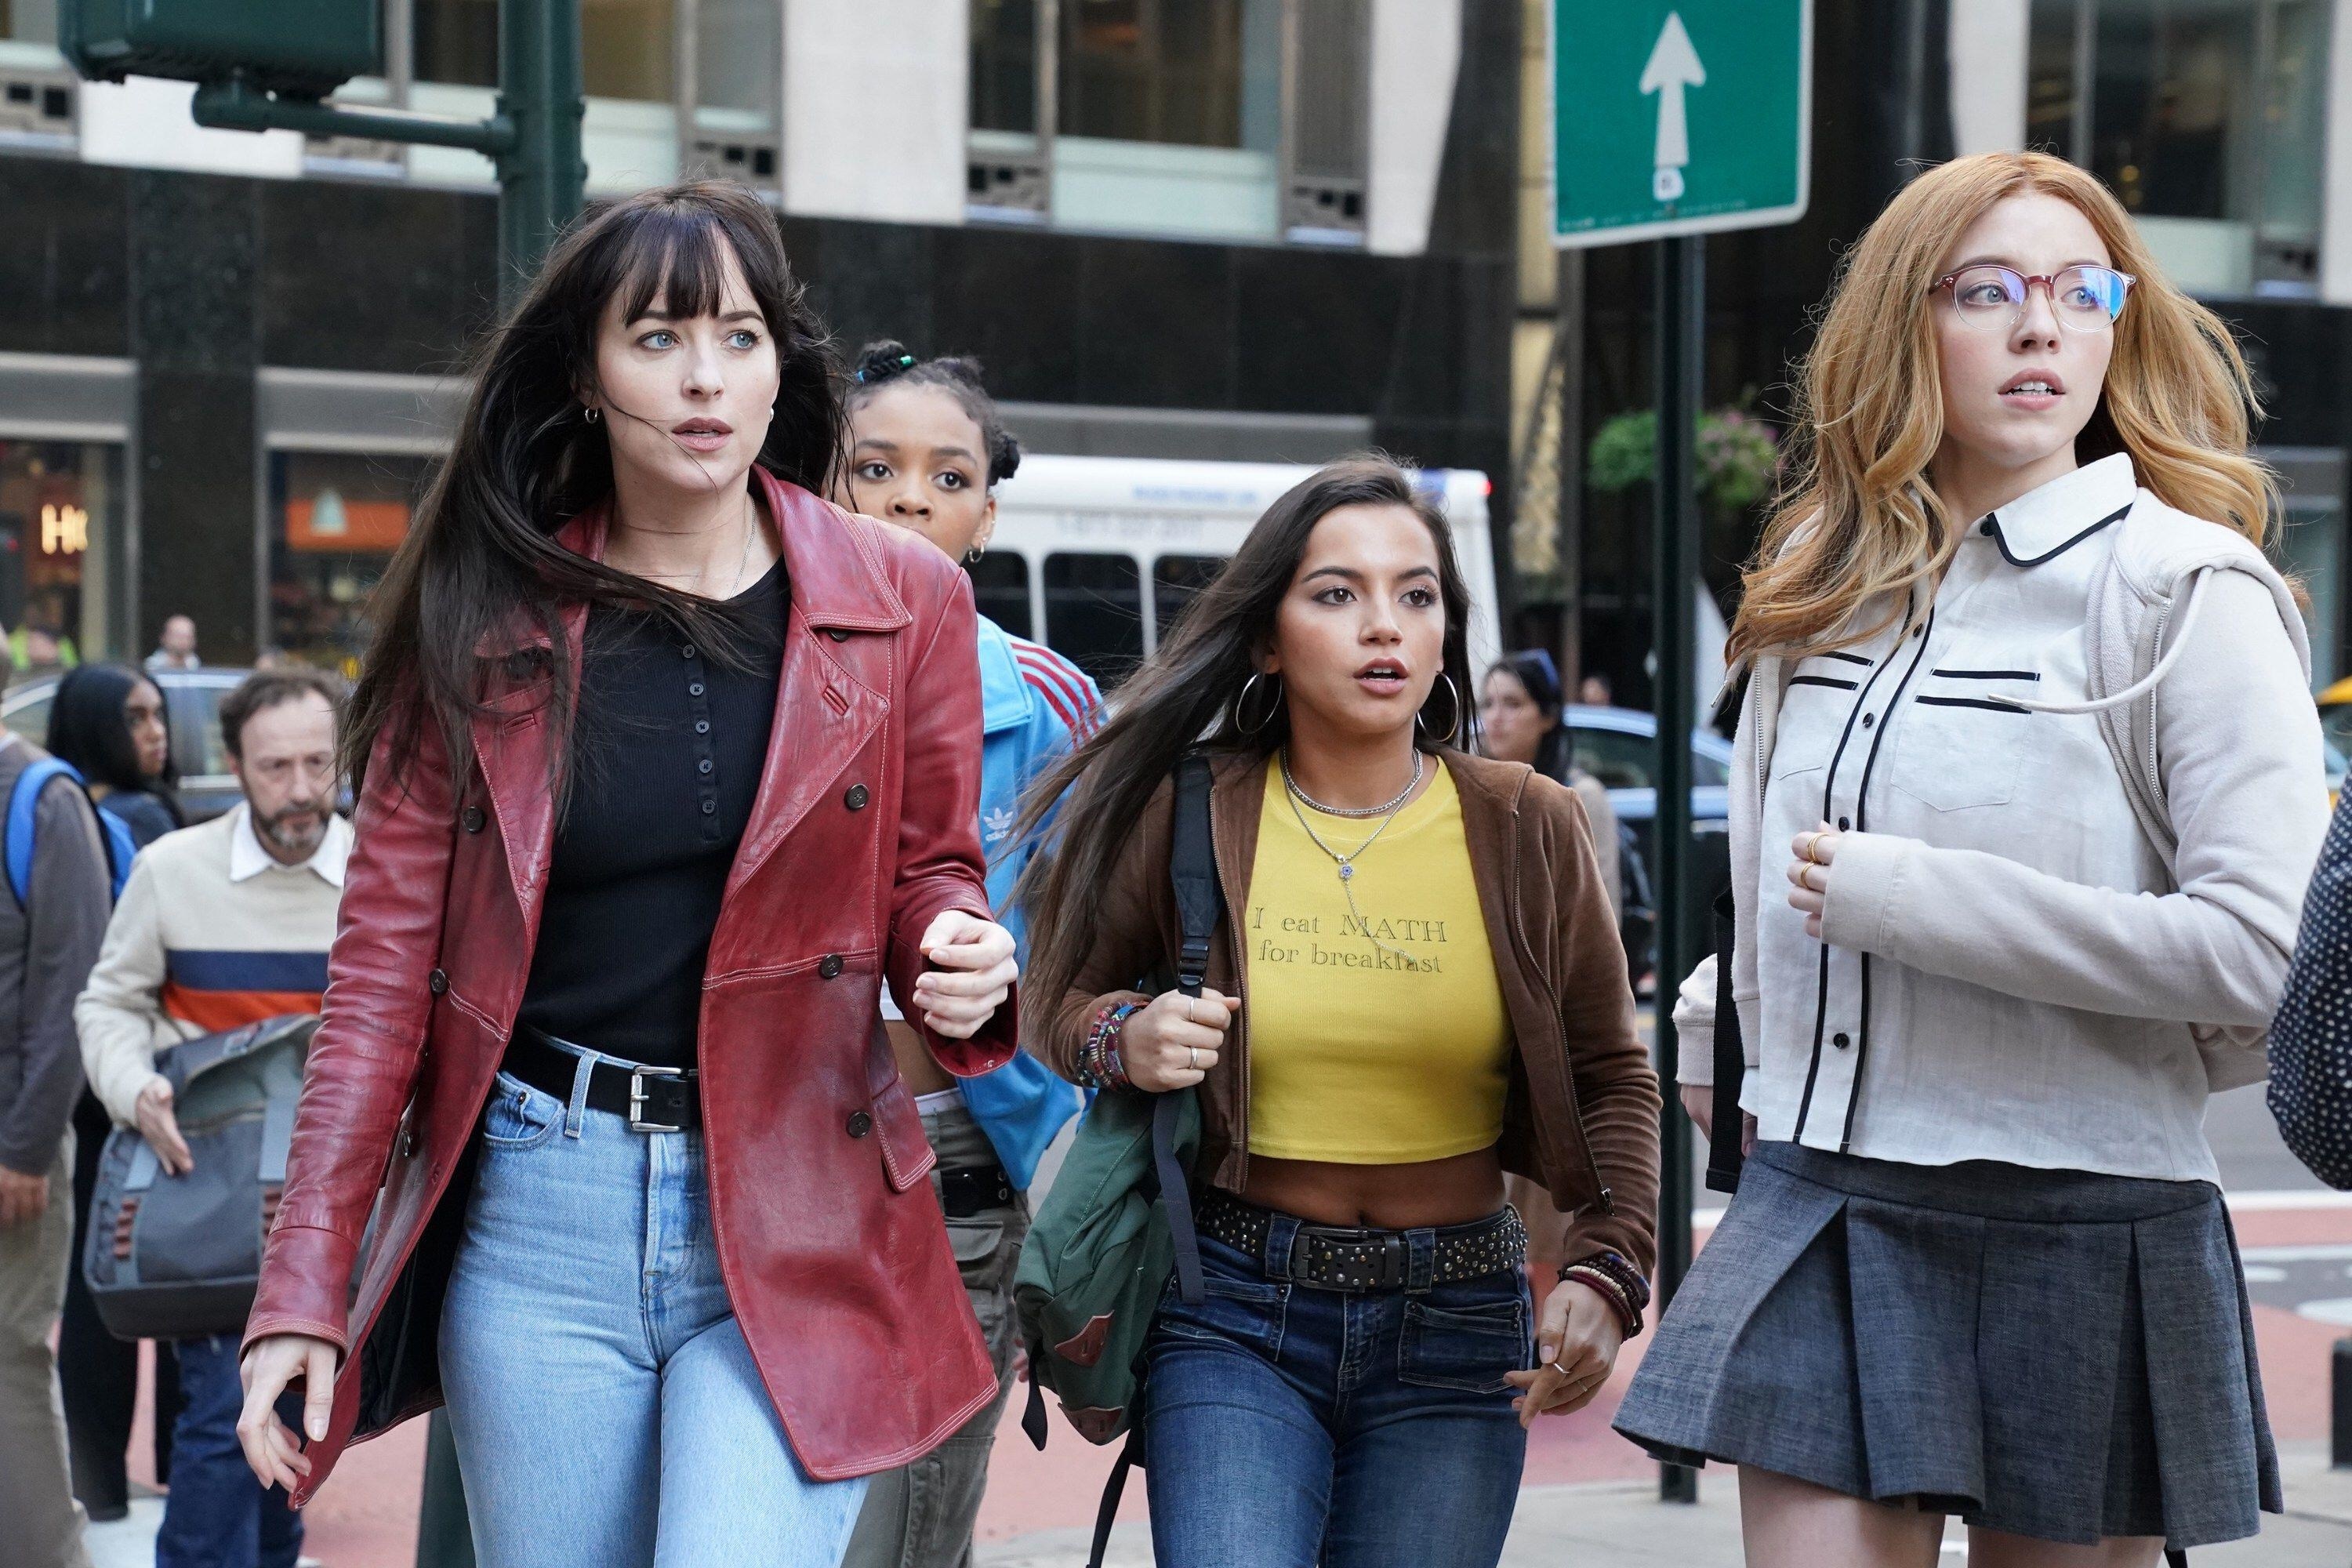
[1801, 832, 1822, 864]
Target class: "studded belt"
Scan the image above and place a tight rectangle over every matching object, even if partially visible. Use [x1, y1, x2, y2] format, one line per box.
[1196, 1191, 1528, 1293]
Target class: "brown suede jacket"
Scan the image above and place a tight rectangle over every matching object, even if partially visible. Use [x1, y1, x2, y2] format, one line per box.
[1035, 747, 1661, 1276]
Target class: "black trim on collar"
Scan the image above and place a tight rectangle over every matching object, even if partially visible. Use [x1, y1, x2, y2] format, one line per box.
[1979, 500, 2134, 568]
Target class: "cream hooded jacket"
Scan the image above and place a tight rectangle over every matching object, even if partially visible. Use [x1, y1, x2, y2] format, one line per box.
[1675, 455, 2325, 1181]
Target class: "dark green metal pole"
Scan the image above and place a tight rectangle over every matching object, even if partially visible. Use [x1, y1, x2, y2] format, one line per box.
[1651, 232, 1702, 1506]
[492, 0, 588, 310]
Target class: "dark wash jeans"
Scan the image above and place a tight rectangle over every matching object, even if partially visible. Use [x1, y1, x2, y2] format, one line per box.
[157, 1333, 303, 1568]
[1142, 1220, 1533, 1568]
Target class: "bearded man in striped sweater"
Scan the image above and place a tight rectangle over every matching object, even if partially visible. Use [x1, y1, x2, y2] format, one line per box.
[76, 666, 346, 1568]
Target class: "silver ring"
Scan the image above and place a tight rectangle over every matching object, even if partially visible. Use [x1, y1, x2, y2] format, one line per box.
[1188, 1046, 1200, 1071]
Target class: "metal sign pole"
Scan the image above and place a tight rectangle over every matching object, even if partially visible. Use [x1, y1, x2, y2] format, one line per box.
[1650, 230, 1703, 1506]
[494, 0, 588, 310]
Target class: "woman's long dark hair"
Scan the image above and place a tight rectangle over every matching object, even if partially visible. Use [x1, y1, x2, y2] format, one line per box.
[1011, 455, 1479, 1014]
[343, 180, 844, 798]
[1490, 649, 1573, 783]
[49, 663, 182, 806]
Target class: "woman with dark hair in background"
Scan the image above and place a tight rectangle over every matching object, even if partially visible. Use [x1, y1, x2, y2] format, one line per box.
[49, 662, 184, 1521]
[1478, 649, 1625, 925]
[835, 341, 1098, 1568]
[1014, 454, 1660, 1568]
[49, 664, 183, 849]
[233, 182, 1020, 1567]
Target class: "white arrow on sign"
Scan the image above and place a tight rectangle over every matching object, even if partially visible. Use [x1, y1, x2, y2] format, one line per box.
[1640, 12, 1706, 203]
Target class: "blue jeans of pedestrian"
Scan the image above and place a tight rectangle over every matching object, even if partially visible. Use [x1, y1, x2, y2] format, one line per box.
[437, 1062, 869, 1568]
[157, 1333, 302, 1568]
[1142, 1218, 1534, 1568]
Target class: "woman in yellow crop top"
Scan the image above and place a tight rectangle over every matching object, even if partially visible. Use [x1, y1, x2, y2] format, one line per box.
[1014, 456, 1661, 1568]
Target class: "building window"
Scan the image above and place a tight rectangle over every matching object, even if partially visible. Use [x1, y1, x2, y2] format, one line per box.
[689, 0, 779, 183]
[268, 452, 428, 676]
[410, 0, 695, 191]
[2031, 0, 2331, 296]
[972, 0, 1040, 135]
[414, 0, 497, 86]
[0, 0, 54, 43]
[0, 438, 123, 676]
[970, 0, 1335, 243]
[1061, 0, 1244, 148]
[584, 0, 673, 103]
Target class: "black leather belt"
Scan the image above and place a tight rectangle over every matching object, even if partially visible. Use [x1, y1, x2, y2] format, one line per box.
[1196, 1192, 1527, 1293]
[936, 1163, 1017, 1219]
[506, 1026, 700, 1133]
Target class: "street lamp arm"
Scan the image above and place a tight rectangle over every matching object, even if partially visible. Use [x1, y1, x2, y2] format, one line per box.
[191, 74, 519, 157]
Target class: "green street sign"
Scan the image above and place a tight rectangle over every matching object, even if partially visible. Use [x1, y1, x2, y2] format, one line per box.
[1552, 2, 1812, 248]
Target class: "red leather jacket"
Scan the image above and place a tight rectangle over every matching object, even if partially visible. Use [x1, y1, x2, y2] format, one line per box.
[244, 469, 1017, 1499]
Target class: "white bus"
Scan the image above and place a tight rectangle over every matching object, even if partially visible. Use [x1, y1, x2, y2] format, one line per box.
[977, 455, 1503, 690]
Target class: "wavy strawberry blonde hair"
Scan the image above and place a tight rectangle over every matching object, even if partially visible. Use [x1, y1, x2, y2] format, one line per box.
[1730, 151, 2274, 665]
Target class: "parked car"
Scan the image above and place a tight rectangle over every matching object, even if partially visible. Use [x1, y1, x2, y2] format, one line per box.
[1561, 705, 1736, 992]
[2, 666, 252, 822]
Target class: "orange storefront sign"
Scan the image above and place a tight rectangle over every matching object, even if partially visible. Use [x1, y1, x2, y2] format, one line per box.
[287, 490, 410, 552]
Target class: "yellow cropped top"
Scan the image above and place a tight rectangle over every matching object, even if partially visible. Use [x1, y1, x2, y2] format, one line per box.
[1243, 755, 1512, 1163]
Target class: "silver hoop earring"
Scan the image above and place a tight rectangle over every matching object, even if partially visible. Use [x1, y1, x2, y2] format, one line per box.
[1416, 673, 1463, 746]
[583, 405, 601, 424]
[1232, 670, 1284, 737]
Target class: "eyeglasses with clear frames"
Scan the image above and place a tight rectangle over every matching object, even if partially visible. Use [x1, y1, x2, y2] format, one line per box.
[1929, 263, 2136, 333]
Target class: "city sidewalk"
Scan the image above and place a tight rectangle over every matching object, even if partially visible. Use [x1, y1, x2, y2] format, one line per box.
[977, 1443, 2352, 1566]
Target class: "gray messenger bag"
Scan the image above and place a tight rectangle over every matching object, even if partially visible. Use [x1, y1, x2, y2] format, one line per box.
[82, 1013, 319, 1342]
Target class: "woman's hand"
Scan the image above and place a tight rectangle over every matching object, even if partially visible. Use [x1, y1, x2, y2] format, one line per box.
[909, 910, 1018, 1040]
[1679, 1085, 1758, 1156]
[1784, 820, 1844, 939]
[1504, 1278, 1624, 1426]
[1119, 988, 1240, 1092]
[238, 1333, 340, 1491]
[135, 1078, 194, 1175]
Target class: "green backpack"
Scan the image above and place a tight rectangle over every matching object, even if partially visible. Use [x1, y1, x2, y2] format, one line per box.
[1013, 753, 1216, 1564]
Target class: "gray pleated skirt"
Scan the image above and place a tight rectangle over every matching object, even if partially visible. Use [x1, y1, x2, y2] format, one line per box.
[1613, 1142, 2280, 1549]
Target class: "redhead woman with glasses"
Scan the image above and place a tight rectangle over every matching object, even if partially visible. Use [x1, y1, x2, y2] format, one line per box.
[1615, 151, 2323, 1566]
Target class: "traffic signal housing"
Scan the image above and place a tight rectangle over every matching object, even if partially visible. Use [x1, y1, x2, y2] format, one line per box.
[60, 0, 381, 99]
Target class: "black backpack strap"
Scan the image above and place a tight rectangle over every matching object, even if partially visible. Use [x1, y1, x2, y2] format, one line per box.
[1170, 753, 1218, 998]
[1156, 753, 1218, 1307]
[1704, 887, 1746, 1194]
[1020, 1360, 1048, 1450]
[1089, 1430, 1141, 1568]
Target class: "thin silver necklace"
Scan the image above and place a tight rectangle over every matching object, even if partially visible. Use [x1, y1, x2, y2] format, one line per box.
[1280, 750, 1423, 962]
[1283, 751, 1422, 818]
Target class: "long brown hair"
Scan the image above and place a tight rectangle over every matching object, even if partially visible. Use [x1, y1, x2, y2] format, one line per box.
[1732, 151, 2272, 665]
[1011, 456, 1478, 1017]
[343, 180, 844, 799]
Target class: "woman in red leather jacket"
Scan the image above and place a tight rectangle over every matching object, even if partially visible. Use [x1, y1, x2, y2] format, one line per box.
[231, 181, 1020, 1567]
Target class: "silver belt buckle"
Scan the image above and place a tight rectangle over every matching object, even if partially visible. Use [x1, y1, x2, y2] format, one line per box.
[627, 1065, 686, 1133]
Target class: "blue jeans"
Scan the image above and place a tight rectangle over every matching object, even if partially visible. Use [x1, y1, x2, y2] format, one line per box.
[158, 1333, 302, 1568]
[437, 1064, 869, 1568]
[1142, 1219, 1534, 1568]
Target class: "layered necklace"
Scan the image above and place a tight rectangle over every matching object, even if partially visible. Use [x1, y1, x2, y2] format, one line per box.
[1280, 749, 1423, 962]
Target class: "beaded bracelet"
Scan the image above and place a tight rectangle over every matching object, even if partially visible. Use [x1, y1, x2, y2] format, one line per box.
[1559, 1265, 1643, 1339]
[1563, 1249, 1652, 1314]
[1559, 1250, 1650, 1339]
[1078, 1002, 1139, 1091]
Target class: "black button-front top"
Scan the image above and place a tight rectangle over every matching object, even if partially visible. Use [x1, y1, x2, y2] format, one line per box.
[514, 557, 786, 1070]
